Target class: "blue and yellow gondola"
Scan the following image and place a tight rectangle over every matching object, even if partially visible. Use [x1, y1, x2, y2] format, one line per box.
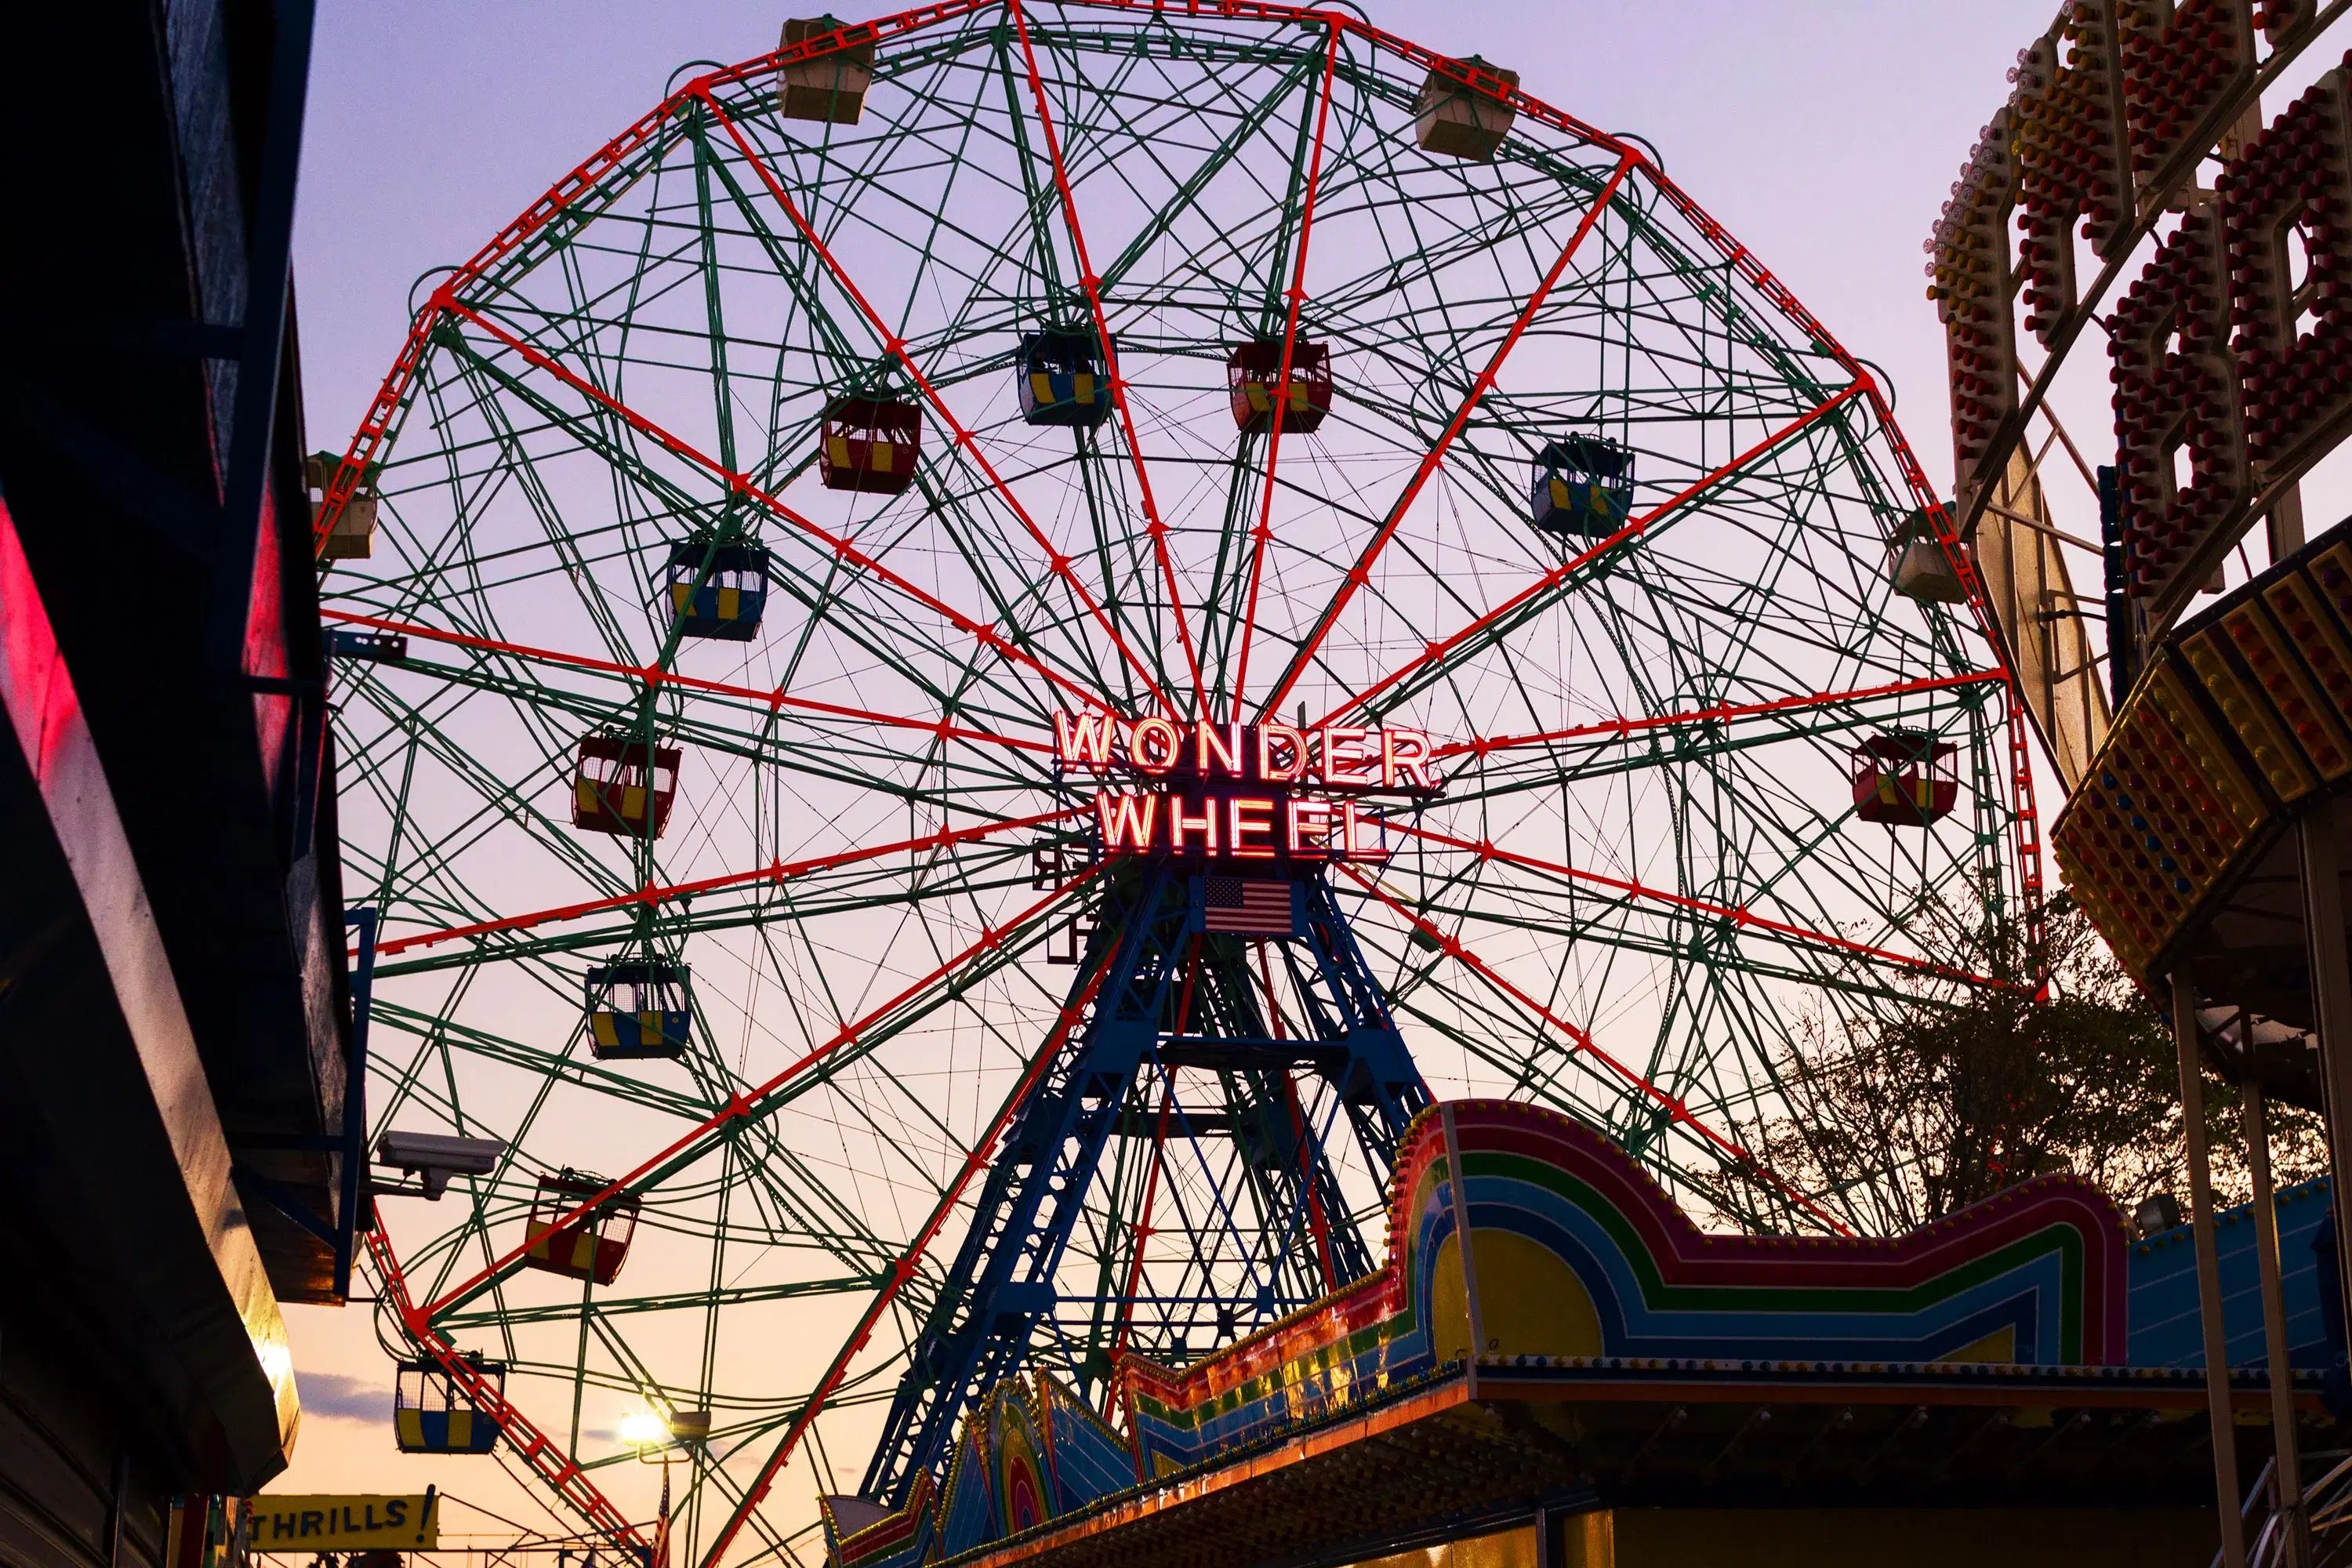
[1529, 434, 1637, 539]
[1017, 329, 1112, 428]
[584, 961, 692, 1062]
[665, 540, 771, 641]
[394, 1356, 504, 1455]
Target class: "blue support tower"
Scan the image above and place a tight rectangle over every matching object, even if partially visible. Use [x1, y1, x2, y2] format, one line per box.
[857, 862, 1428, 1506]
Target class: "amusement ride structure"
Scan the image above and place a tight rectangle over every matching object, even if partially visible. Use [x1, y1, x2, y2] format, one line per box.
[308, 4, 2038, 1562]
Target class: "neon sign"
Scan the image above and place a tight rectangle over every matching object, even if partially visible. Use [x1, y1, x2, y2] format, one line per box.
[1052, 712, 1441, 862]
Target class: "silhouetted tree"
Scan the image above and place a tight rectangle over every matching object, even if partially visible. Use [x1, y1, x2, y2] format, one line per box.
[1715, 891, 2322, 1235]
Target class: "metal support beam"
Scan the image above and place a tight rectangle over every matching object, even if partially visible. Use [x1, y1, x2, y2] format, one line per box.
[338, 906, 378, 1300]
[2175, 970, 2247, 1568]
[2245, 1073, 2309, 1566]
[858, 865, 1428, 1505]
[2303, 814, 2352, 1344]
[1555, 1508, 1613, 1568]
[2270, 483, 2306, 557]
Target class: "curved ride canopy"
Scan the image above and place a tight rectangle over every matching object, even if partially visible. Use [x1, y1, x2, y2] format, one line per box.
[312, 5, 2031, 1562]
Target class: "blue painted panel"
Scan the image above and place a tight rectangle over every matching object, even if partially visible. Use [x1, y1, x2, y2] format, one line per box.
[1048, 1398, 1132, 1513]
[939, 1424, 994, 1559]
[2126, 1175, 2333, 1368]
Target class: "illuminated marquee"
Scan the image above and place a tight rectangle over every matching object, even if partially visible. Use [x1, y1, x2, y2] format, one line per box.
[1052, 711, 1442, 862]
[1935, 0, 2352, 614]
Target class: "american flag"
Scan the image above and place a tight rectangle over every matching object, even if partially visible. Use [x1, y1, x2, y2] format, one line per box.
[1203, 877, 1296, 935]
[651, 1461, 671, 1568]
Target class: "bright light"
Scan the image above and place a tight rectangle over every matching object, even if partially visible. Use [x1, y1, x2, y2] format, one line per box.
[619, 1410, 670, 1447]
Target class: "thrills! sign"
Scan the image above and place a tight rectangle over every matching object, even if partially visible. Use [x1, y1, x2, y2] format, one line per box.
[247, 1495, 439, 1552]
[1052, 712, 1440, 862]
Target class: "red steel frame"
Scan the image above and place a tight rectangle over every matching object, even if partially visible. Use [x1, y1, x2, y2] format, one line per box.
[364, 877, 1102, 1556]
[309, 5, 2049, 1556]
[375, 806, 1080, 960]
[1335, 862, 1850, 1236]
[1226, 23, 1341, 723]
[691, 92, 1178, 720]
[368, 1225, 653, 1552]
[1436, 670, 2009, 761]
[446, 298, 1121, 720]
[411, 869, 1100, 1323]
[1255, 148, 1639, 724]
[1307, 383, 1876, 730]
[1384, 820, 2001, 991]
[323, 608, 1051, 758]
[312, 0, 2038, 937]
[1006, 0, 1208, 718]
[367, 896, 1105, 1563]
[696, 954, 1118, 1567]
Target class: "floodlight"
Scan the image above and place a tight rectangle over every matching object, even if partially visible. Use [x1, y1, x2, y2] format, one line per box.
[375, 1131, 505, 1200]
[629, 1407, 710, 1461]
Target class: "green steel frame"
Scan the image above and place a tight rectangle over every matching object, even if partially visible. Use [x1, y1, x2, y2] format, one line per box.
[316, 5, 2034, 1563]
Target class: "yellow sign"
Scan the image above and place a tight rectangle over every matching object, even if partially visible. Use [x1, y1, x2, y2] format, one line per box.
[248, 1494, 438, 1552]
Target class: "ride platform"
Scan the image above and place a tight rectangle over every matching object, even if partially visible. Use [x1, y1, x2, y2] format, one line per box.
[826, 1102, 2321, 1568]
[2053, 510, 2352, 1053]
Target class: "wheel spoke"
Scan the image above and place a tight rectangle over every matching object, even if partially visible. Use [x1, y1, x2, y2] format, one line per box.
[696, 88, 1177, 716]
[1334, 862, 1846, 1234]
[1006, 0, 1209, 717]
[1316, 381, 1875, 728]
[1259, 150, 1639, 724]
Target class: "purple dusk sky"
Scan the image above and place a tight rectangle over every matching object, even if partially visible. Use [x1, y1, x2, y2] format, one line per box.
[281, 0, 2338, 1531]
[296, 2, 2054, 492]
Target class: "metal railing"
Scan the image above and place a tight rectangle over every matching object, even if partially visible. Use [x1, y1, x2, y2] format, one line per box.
[2228, 1450, 2352, 1568]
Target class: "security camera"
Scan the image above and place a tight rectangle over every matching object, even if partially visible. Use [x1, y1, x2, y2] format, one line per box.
[376, 1131, 505, 1200]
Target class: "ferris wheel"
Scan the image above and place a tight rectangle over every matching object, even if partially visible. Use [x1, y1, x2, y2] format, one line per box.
[314, 3, 2032, 1560]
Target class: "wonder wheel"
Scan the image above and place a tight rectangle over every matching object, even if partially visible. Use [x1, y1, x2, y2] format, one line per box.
[314, 4, 2033, 1561]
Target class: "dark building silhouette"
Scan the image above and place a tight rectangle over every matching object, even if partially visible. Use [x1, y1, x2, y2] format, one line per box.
[0, 3, 351, 1566]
